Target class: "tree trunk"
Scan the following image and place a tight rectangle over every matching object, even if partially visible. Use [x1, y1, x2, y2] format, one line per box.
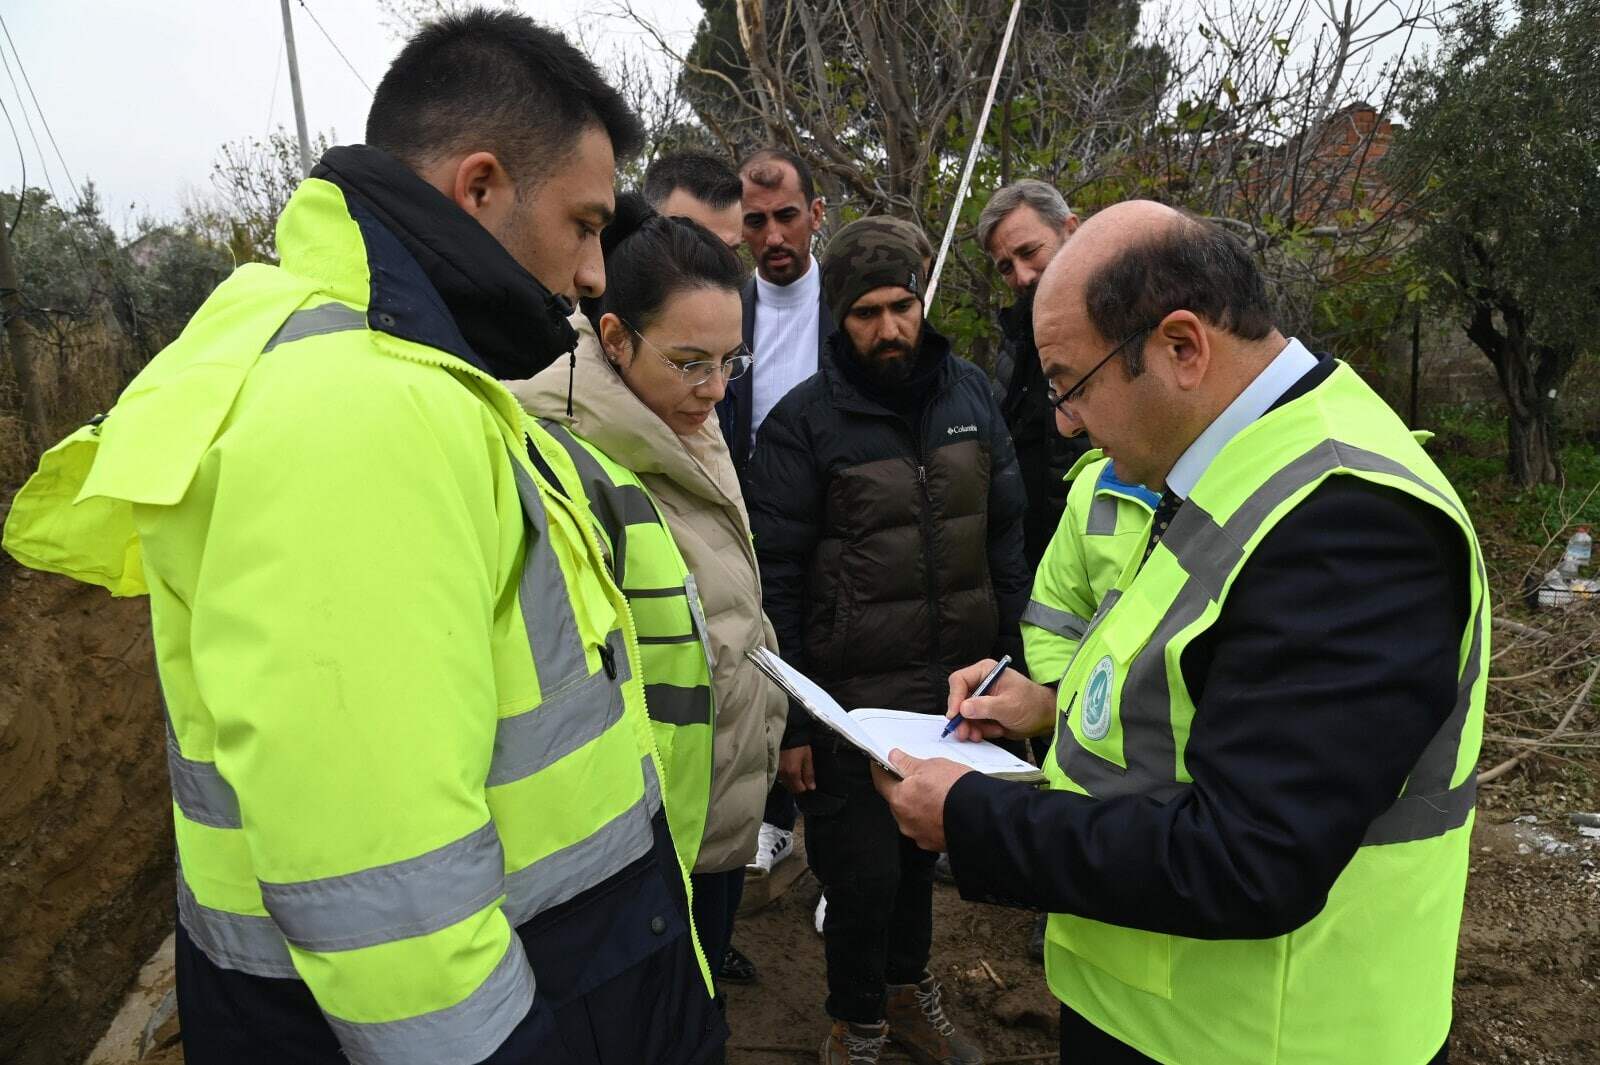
[1467, 299, 1572, 486]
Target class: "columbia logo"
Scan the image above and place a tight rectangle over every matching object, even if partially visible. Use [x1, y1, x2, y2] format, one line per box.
[946, 424, 978, 436]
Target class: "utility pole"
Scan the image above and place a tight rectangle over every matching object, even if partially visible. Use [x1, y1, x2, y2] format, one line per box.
[0, 209, 49, 455]
[279, 0, 313, 176]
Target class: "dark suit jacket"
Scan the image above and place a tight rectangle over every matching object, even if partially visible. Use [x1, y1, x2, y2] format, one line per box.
[717, 271, 831, 478]
[946, 357, 1466, 1063]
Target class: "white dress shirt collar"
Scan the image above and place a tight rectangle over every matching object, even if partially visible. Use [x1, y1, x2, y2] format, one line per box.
[1164, 337, 1318, 500]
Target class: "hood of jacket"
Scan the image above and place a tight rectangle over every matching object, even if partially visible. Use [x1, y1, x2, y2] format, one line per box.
[509, 315, 745, 512]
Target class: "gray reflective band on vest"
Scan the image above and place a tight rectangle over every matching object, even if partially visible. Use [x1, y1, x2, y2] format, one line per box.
[1086, 495, 1120, 536]
[645, 683, 713, 727]
[489, 630, 631, 788]
[262, 303, 366, 353]
[538, 421, 660, 580]
[258, 821, 506, 953]
[501, 759, 659, 927]
[511, 459, 590, 692]
[1022, 599, 1089, 641]
[166, 717, 242, 830]
[1059, 437, 1487, 844]
[324, 934, 536, 1065]
[637, 632, 701, 645]
[177, 864, 298, 979]
[1363, 774, 1475, 846]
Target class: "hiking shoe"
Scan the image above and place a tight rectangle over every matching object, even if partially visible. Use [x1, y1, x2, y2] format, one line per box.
[821, 1019, 888, 1065]
[885, 973, 984, 1065]
[747, 822, 795, 876]
[720, 943, 757, 984]
[1028, 913, 1046, 965]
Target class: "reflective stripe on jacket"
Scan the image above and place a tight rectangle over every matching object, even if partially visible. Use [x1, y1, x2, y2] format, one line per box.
[1040, 362, 1487, 1064]
[2, 177, 712, 1065]
[1021, 451, 1157, 686]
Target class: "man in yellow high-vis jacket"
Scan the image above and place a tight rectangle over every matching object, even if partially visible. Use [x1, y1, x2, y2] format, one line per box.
[1021, 450, 1158, 688]
[1, 12, 723, 1065]
[877, 201, 1485, 1065]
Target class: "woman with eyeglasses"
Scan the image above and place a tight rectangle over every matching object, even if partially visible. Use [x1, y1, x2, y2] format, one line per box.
[507, 192, 787, 1029]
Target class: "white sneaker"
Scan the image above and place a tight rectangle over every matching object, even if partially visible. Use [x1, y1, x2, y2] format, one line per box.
[814, 893, 827, 936]
[747, 822, 795, 876]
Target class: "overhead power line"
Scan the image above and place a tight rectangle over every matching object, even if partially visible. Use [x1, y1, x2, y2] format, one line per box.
[0, 13, 78, 204]
[0, 35, 56, 208]
[0, 92, 26, 235]
[266, 36, 285, 132]
[296, 0, 373, 94]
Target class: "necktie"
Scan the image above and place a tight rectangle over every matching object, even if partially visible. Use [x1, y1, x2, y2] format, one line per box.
[1143, 490, 1183, 564]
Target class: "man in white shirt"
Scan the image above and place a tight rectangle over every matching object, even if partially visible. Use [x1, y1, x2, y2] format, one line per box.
[717, 148, 830, 480]
[717, 147, 831, 958]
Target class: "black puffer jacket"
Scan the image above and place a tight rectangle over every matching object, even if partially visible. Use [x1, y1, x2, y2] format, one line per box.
[992, 299, 1092, 567]
[748, 326, 1029, 745]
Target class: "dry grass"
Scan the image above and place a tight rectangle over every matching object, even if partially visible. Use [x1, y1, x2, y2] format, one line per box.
[1, 320, 133, 498]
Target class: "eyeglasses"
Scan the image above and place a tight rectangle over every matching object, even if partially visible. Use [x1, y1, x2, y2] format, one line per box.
[1046, 326, 1154, 411]
[618, 316, 754, 388]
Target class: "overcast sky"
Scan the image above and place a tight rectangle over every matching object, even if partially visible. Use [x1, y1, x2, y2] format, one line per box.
[0, 0, 700, 230]
[1, 1, 1436, 233]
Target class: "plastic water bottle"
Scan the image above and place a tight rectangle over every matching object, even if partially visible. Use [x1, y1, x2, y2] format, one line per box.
[1560, 525, 1593, 577]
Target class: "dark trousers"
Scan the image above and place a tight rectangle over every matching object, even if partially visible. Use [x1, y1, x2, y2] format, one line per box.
[1057, 1003, 1451, 1063]
[763, 780, 797, 831]
[691, 867, 746, 988]
[804, 742, 937, 1024]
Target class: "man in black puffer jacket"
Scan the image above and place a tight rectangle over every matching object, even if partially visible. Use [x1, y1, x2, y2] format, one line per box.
[748, 215, 1027, 1065]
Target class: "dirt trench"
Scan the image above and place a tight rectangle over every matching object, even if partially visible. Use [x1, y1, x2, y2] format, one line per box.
[0, 565, 174, 1065]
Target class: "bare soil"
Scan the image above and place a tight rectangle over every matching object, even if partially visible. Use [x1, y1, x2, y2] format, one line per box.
[723, 815, 1600, 1065]
[0, 566, 172, 1065]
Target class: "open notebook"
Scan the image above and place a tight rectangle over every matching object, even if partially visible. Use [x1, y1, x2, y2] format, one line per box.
[747, 647, 1044, 783]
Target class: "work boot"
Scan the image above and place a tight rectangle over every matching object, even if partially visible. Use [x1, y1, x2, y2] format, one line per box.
[820, 1019, 888, 1065]
[885, 974, 984, 1065]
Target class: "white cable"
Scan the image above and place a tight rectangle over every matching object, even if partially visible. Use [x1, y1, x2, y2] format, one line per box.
[924, 0, 1023, 313]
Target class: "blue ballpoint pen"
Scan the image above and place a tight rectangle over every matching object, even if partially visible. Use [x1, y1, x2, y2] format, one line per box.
[940, 654, 1012, 740]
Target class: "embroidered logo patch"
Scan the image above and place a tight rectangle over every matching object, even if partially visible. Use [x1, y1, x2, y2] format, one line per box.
[945, 423, 978, 436]
[1081, 656, 1114, 741]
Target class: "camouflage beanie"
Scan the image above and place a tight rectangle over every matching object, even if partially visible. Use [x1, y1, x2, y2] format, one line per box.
[820, 216, 929, 327]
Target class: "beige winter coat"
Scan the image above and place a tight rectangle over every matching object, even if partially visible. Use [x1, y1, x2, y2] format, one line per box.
[507, 316, 787, 873]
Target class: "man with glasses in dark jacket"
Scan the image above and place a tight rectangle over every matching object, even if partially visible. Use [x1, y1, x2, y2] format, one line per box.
[978, 180, 1091, 567]
[748, 216, 1027, 1065]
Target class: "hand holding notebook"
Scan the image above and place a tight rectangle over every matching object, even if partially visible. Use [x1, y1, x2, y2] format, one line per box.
[747, 647, 1044, 783]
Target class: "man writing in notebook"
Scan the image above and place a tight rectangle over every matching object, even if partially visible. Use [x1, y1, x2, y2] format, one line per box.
[747, 216, 1028, 1065]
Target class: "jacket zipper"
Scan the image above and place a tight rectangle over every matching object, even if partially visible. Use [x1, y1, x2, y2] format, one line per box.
[912, 403, 943, 699]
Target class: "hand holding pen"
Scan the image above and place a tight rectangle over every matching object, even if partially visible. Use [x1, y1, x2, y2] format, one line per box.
[940, 655, 1011, 740]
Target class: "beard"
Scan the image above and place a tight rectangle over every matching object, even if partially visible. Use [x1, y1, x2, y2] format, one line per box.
[759, 243, 807, 285]
[853, 336, 919, 387]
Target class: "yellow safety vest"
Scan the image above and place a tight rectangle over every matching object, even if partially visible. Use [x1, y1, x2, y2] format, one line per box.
[1042, 363, 1487, 1064]
[535, 420, 717, 875]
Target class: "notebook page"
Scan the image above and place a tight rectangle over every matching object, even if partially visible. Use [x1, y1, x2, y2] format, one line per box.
[847, 708, 1038, 776]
